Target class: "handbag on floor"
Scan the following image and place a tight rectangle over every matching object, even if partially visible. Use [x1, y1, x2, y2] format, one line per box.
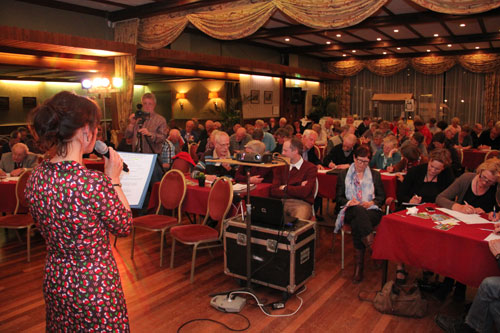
[363, 280, 427, 318]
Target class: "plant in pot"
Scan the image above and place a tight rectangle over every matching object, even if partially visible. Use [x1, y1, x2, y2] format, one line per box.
[194, 172, 206, 187]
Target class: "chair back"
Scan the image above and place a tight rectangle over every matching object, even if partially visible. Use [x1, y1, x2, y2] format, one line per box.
[15, 170, 32, 214]
[457, 148, 464, 164]
[171, 158, 192, 173]
[485, 150, 500, 161]
[157, 169, 187, 215]
[313, 145, 322, 161]
[205, 177, 233, 235]
[189, 143, 199, 163]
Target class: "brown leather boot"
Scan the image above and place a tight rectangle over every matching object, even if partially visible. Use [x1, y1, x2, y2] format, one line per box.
[353, 248, 365, 283]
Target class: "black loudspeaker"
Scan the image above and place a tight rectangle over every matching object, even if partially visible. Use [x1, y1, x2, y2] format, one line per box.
[291, 88, 303, 105]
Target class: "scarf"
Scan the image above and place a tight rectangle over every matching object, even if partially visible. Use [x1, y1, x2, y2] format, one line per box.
[334, 164, 379, 233]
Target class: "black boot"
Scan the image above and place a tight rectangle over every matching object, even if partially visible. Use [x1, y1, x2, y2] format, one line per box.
[353, 248, 365, 283]
[362, 233, 374, 253]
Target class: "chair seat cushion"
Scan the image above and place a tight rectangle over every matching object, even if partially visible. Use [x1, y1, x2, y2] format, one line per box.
[134, 214, 178, 231]
[0, 214, 34, 228]
[170, 225, 218, 243]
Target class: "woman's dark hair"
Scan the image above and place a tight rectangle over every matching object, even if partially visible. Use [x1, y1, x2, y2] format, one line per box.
[431, 131, 446, 143]
[353, 145, 372, 159]
[29, 91, 101, 157]
[412, 132, 425, 144]
[429, 148, 452, 168]
[437, 121, 448, 131]
[401, 144, 421, 162]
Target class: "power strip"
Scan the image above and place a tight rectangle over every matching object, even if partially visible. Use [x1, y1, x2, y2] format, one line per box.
[210, 295, 246, 313]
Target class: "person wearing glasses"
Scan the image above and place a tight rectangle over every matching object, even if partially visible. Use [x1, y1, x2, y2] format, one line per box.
[435, 158, 500, 302]
[335, 145, 386, 283]
[393, 149, 455, 284]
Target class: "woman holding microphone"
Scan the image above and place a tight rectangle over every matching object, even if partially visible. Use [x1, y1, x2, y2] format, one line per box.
[25, 91, 132, 331]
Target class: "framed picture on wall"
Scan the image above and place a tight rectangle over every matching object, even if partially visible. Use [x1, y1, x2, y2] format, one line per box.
[264, 91, 273, 104]
[250, 90, 260, 104]
[23, 97, 37, 108]
[0, 97, 9, 111]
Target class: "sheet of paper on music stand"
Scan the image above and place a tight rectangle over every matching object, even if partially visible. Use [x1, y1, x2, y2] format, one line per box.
[436, 207, 493, 224]
[117, 152, 156, 209]
[485, 233, 500, 241]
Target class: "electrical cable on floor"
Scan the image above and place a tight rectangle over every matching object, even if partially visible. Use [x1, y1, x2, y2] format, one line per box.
[229, 285, 306, 318]
[177, 312, 250, 333]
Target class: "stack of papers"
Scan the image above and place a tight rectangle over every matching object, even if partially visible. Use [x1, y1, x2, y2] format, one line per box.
[436, 208, 494, 224]
[233, 183, 256, 192]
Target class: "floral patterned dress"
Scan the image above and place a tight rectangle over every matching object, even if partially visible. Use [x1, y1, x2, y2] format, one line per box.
[25, 160, 132, 332]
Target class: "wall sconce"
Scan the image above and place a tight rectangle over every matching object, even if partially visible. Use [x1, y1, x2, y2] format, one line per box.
[176, 92, 186, 110]
[208, 91, 219, 111]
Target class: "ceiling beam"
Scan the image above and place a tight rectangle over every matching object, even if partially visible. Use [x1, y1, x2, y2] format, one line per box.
[281, 32, 500, 53]
[247, 8, 500, 40]
[16, 0, 107, 17]
[322, 48, 500, 61]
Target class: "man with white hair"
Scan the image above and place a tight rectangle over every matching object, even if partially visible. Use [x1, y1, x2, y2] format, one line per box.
[229, 127, 252, 154]
[255, 119, 276, 152]
[279, 117, 287, 129]
[180, 120, 199, 143]
[193, 131, 236, 181]
[323, 133, 358, 169]
[301, 129, 321, 166]
[0, 142, 39, 176]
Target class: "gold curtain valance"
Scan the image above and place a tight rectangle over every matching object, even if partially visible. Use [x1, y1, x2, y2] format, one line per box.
[410, 0, 500, 14]
[327, 54, 500, 77]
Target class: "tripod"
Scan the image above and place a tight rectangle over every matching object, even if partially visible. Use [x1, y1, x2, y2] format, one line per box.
[135, 119, 164, 172]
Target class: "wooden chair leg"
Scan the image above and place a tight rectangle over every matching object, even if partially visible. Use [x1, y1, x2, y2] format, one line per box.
[130, 227, 136, 259]
[341, 228, 345, 270]
[26, 226, 31, 263]
[160, 229, 165, 267]
[15, 230, 22, 243]
[170, 239, 176, 268]
[190, 243, 199, 283]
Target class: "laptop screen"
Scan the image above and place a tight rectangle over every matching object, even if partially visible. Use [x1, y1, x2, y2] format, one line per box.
[250, 196, 287, 228]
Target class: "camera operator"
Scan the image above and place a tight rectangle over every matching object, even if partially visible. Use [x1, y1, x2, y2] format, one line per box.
[124, 92, 167, 155]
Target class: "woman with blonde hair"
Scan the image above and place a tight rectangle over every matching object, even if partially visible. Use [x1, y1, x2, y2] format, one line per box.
[370, 135, 401, 169]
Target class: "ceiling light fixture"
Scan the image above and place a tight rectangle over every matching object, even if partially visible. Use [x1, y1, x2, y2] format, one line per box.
[433, 33, 439, 37]
[376, 37, 382, 41]
[383, 52, 387, 55]
[336, 34, 341, 37]
[352, 50, 356, 53]
[426, 49, 431, 52]
[397, 47, 401, 50]
[285, 38, 290, 42]
[447, 44, 452, 47]
[461, 99, 465, 103]
[394, 29, 399, 33]
[475, 46, 480, 49]
[460, 23, 466, 27]
[342, 54, 346, 57]
[326, 41, 331, 45]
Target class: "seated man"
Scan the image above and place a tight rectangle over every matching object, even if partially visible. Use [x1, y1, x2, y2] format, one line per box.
[234, 140, 272, 184]
[193, 131, 236, 181]
[435, 222, 500, 332]
[301, 129, 321, 165]
[229, 127, 252, 155]
[0, 143, 39, 177]
[255, 119, 276, 152]
[180, 120, 200, 143]
[323, 133, 358, 169]
[270, 138, 317, 220]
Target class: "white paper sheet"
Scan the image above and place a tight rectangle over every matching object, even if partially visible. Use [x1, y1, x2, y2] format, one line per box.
[436, 207, 494, 224]
[117, 152, 156, 209]
[317, 169, 332, 174]
[485, 233, 500, 241]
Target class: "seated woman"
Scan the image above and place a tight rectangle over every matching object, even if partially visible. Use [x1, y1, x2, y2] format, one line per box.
[435, 158, 500, 301]
[234, 140, 272, 184]
[428, 132, 462, 177]
[453, 124, 473, 150]
[394, 149, 455, 284]
[388, 144, 424, 174]
[335, 145, 386, 283]
[370, 135, 401, 169]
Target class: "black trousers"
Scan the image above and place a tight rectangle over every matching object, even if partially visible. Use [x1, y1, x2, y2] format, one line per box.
[344, 205, 383, 250]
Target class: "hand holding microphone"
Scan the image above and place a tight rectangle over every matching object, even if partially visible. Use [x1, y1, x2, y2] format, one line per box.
[94, 140, 129, 173]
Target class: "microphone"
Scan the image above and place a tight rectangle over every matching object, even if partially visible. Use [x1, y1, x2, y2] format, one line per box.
[94, 140, 129, 172]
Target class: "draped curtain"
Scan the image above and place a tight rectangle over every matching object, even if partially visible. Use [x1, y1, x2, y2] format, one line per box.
[485, 70, 500, 122]
[114, 19, 139, 133]
[327, 54, 500, 77]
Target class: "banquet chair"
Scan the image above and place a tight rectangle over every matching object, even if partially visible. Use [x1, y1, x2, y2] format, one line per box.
[0, 170, 35, 262]
[485, 150, 500, 161]
[170, 177, 233, 283]
[171, 157, 192, 173]
[189, 143, 199, 163]
[457, 148, 464, 165]
[130, 169, 187, 267]
[313, 145, 322, 161]
[337, 197, 395, 269]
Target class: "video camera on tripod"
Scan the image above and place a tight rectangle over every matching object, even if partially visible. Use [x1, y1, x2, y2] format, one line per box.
[134, 103, 150, 125]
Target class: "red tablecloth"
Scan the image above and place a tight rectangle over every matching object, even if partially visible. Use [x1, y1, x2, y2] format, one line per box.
[83, 158, 105, 172]
[317, 172, 398, 200]
[462, 149, 488, 171]
[372, 204, 500, 288]
[0, 180, 17, 213]
[148, 181, 272, 216]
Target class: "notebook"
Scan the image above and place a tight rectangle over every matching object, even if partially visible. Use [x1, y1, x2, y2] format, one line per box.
[250, 196, 297, 229]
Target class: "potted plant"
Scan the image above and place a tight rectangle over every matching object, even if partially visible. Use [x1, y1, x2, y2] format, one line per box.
[194, 172, 206, 187]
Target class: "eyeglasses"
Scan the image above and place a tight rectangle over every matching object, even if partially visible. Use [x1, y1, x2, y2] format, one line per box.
[479, 171, 497, 185]
[355, 158, 370, 165]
